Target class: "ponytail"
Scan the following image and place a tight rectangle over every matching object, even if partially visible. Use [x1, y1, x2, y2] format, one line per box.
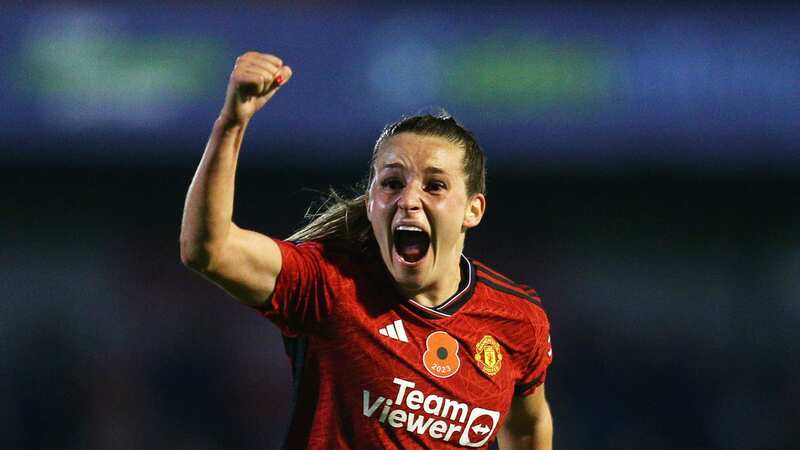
[286, 189, 375, 250]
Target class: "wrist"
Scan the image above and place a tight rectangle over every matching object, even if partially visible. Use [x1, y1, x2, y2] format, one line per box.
[216, 113, 248, 133]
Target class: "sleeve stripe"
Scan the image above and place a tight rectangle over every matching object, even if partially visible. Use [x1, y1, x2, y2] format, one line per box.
[471, 260, 516, 284]
[476, 275, 542, 307]
[514, 373, 544, 396]
[474, 267, 525, 292]
[473, 264, 540, 301]
[474, 265, 541, 301]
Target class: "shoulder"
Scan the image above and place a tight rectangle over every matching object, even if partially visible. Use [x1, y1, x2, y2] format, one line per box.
[278, 239, 381, 276]
[469, 258, 548, 323]
[278, 239, 353, 259]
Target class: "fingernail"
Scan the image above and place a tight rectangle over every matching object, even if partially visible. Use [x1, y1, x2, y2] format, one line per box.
[275, 75, 284, 85]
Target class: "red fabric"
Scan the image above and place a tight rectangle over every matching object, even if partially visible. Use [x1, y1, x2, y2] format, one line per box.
[259, 240, 552, 449]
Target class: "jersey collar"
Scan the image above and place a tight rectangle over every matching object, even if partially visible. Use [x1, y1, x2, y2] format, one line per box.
[405, 255, 476, 319]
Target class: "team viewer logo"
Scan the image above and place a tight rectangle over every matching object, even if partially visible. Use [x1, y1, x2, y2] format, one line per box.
[423, 331, 461, 378]
[460, 406, 501, 447]
[474, 335, 503, 376]
[362, 378, 500, 447]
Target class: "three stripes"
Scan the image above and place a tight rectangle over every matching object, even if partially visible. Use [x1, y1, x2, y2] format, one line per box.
[378, 319, 409, 342]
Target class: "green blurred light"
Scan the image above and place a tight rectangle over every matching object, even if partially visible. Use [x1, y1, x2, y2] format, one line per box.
[441, 36, 615, 111]
[19, 30, 224, 101]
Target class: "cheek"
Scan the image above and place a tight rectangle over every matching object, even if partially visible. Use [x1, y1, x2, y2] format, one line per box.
[366, 190, 383, 218]
[370, 193, 395, 213]
[433, 200, 466, 234]
[367, 196, 391, 228]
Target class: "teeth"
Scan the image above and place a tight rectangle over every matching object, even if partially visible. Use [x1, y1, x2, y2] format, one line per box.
[396, 225, 424, 232]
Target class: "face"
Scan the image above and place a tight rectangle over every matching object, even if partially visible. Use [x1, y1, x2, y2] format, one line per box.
[366, 133, 485, 297]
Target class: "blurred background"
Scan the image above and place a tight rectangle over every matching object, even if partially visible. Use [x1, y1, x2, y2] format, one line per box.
[2, 2, 798, 449]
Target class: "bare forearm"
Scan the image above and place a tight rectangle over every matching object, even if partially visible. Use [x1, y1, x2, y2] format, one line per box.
[499, 390, 553, 450]
[180, 117, 247, 268]
[499, 408, 552, 450]
[531, 402, 553, 450]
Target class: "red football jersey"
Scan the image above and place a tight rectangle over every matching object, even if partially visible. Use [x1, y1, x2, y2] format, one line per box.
[260, 240, 552, 449]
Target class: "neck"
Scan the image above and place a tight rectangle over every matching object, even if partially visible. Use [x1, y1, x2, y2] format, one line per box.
[409, 255, 463, 308]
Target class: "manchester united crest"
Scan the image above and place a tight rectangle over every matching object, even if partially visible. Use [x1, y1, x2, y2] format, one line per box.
[474, 335, 503, 376]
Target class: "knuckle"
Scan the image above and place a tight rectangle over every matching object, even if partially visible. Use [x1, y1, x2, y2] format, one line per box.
[264, 54, 282, 65]
[238, 51, 258, 62]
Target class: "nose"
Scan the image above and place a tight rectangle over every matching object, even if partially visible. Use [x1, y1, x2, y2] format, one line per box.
[397, 183, 422, 212]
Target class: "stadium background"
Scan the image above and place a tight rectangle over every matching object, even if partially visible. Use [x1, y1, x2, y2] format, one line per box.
[1, 2, 798, 449]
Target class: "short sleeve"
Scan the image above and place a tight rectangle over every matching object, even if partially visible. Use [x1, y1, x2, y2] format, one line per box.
[259, 239, 336, 337]
[514, 307, 553, 397]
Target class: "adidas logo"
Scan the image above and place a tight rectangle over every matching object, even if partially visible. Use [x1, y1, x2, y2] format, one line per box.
[379, 319, 409, 342]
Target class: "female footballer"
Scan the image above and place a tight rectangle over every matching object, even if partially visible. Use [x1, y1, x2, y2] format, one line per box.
[181, 51, 553, 449]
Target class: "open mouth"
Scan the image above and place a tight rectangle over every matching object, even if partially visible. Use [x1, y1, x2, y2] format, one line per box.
[393, 226, 431, 264]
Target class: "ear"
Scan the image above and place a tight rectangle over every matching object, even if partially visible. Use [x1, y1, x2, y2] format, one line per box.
[463, 193, 486, 229]
[364, 193, 373, 222]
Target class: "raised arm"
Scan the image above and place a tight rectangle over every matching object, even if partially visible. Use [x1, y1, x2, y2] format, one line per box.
[180, 51, 293, 307]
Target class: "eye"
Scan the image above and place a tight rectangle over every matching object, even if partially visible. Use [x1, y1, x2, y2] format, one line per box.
[381, 177, 404, 191]
[425, 180, 447, 192]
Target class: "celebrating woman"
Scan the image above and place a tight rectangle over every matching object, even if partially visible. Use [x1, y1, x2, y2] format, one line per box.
[181, 51, 553, 449]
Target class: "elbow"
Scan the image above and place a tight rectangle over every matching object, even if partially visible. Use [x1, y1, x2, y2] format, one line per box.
[180, 237, 215, 272]
[180, 222, 233, 272]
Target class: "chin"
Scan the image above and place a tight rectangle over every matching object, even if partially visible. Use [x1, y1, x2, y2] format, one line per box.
[392, 272, 426, 294]
[382, 254, 425, 290]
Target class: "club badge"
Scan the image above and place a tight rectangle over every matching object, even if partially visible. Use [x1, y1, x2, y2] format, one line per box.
[474, 335, 503, 376]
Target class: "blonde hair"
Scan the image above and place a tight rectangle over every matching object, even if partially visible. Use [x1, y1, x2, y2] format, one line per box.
[286, 188, 374, 249]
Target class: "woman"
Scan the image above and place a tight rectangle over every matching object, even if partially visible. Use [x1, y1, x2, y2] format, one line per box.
[181, 51, 553, 450]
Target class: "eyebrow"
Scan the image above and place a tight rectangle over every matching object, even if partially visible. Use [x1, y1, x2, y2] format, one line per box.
[381, 163, 448, 175]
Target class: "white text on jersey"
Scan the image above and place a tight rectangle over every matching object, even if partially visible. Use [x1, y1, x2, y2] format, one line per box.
[362, 378, 500, 447]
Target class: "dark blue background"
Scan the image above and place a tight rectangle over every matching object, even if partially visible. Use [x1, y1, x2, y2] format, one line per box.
[2, 2, 798, 449]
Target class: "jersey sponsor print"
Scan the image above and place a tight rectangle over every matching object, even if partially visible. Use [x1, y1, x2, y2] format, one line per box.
[363, 377, 500, 448]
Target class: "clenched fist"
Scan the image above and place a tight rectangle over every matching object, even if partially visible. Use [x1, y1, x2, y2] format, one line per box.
[220, 51, 293, 127]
